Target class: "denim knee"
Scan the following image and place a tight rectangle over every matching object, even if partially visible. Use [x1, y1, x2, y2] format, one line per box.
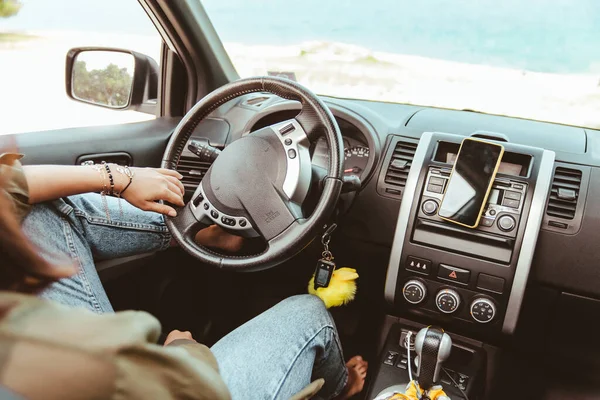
[274, 294, 333, 328]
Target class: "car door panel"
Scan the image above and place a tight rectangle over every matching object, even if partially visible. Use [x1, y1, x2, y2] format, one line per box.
[15, 118, 180, 167]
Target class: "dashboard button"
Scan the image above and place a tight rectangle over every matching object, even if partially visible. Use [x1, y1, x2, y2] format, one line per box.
[502, 198, 520, 209]
[480, 217, 495, 227]
[477, 273, 505, 294]
[421, 199, 439, 216]
[438, 264, 470, 284]
[383, 351, 399, 366]
[498, 215, 516, 231]
[427, 183, 444, 194]
[429, 176, 445, 186]
[406, 256, 432, 275]
[488, 209, 497, 216]
[504, 191, 521, 201]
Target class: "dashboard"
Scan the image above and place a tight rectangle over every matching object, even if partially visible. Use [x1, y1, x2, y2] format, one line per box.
[247, 109, 374, 183]
[180, 90, 600, 342]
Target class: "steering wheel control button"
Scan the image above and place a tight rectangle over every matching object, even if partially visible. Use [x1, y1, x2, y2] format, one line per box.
[279, 123, 295, 136]
[476, 273, 505, 294]
[402, 280, 427, 305]
[436, 289, 461, 314]
[497, 215, 516, 231]
[203, 203, 209, 210]
[210, 210, 219, 219]
[438, 264, 470, 285]
[193, 193, 204, 208]
[470, 298, 497, 324]
[284, 138, 292, 146]
[421, 199, 439, 216]
[405, 256, 432, 275]
[221, 216, 236, 227]
[287, 149, 297, 159]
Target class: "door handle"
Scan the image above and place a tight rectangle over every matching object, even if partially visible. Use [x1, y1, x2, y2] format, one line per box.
[76, 152, 132, 166]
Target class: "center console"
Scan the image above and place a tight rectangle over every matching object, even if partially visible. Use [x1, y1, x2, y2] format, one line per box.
[384, 131, 555, 334]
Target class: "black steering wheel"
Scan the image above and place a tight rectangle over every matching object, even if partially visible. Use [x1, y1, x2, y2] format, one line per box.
[162, 77, 343, 271]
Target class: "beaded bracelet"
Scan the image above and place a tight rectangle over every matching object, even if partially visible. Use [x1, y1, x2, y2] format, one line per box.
[103, 162, 115, 196]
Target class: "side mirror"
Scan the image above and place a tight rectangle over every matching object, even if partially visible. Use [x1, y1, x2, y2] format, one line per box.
[65, 47, 158, 114]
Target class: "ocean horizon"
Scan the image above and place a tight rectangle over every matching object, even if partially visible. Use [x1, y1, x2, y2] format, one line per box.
[1, 0, 599, 75]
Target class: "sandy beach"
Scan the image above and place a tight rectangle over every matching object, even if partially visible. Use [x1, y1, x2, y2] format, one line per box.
[1, 31, 599, 135]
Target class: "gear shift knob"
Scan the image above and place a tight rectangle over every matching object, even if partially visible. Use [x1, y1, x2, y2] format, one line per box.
[414, 327, 452, 390]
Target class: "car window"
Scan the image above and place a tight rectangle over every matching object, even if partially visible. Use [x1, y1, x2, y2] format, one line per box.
[203, 0, 600, 130]
[0, 0, 162, 135]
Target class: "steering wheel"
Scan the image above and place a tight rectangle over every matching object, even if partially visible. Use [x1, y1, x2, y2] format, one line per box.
[162, 77, 343, 271]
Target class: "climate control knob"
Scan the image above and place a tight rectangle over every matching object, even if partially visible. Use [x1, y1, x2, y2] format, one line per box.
[403, 280, 427, 305]
[421, 199, 439, 216]
[470, 298, 497, 324]
[435, 288, 461, 314]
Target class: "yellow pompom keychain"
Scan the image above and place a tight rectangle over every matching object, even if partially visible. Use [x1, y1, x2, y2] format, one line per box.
[308, 224, 359, 308]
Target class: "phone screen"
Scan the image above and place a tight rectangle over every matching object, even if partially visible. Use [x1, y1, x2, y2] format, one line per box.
[438, 139, 504, 228]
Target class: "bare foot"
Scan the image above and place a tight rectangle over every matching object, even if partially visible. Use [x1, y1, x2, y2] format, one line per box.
[337, 355, 368, 399]
[194, 225, 244, 253]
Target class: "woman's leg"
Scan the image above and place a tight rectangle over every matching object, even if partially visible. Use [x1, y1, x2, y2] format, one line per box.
[211, 294, 348, 400]
[22, 194, 171, 313]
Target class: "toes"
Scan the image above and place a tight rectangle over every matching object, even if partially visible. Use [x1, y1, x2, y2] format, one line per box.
[346, 355, 363, 367]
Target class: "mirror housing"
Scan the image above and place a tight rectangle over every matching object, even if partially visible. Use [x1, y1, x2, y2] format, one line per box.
[66, 47, 158, 114]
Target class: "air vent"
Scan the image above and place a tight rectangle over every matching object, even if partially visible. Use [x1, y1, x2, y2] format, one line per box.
[177, 156, 211, 192]
[377, 138, 418, 199]
[385, 141, 418, 188]
[546, 167, 582, 220]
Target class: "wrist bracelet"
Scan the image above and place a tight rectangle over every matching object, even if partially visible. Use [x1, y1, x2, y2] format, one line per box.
[116, 165, 135, 195]
[103, 162, 115, 196]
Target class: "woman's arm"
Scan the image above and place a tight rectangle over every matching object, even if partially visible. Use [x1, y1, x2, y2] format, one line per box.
[24, 164, 186, 216]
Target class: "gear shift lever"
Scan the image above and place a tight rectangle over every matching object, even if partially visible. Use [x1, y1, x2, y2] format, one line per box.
[414, 327, 452, 391]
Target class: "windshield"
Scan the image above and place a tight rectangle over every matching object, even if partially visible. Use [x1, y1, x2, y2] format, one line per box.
[203, 0, 600, 130]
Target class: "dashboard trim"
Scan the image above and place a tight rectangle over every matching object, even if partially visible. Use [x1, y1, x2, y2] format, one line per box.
[502, 149, 555, 333]
[384, 131, 433, 304]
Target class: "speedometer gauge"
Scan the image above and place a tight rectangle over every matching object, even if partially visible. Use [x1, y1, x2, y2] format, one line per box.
[344, 146, 370, 177]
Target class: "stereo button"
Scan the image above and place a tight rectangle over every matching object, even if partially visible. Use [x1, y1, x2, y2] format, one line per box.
[502, 198, 520, 209]
[498, 215, 516, 232]
[421, 199, 439, 216]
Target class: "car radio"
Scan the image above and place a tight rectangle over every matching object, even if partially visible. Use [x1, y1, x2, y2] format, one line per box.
[418, 167, 527, 238]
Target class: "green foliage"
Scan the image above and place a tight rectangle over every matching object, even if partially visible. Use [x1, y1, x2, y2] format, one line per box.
[0, 0, 22, 18]
[72, 61, 133, 108]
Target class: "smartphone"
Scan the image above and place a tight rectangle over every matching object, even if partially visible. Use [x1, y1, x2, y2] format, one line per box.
[438, 138, 505, 228]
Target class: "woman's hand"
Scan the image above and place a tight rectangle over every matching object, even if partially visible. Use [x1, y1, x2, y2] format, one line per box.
[118, 167, 186, 217]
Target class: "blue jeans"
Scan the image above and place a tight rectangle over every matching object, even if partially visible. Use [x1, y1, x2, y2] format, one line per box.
[22, 194, 348, 399]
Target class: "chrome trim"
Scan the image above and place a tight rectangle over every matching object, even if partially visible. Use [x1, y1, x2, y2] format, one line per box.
[384, 132, 434, 304]
[502, 149, 555, 333]
[270, 119, 311, 204]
